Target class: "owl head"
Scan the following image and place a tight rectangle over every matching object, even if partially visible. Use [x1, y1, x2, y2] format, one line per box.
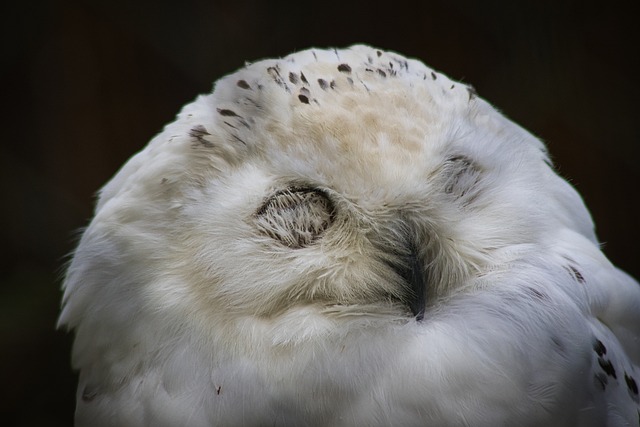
[59, 44, 595, 364]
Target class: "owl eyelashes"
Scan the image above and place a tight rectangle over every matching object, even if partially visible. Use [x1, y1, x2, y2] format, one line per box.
[255, 187, 335, 248]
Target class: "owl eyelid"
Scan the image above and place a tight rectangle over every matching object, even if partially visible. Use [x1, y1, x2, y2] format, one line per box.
[444, 154, 475, 168]
[254, 186, 336, 248]
[441, 154, 483, 199]
[256, 186, 334, 217]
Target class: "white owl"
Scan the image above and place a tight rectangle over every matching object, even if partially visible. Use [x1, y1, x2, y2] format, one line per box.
[59, 45, 640, 426]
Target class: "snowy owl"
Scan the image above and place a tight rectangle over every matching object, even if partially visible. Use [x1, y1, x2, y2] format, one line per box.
[59, 45, 640, 426]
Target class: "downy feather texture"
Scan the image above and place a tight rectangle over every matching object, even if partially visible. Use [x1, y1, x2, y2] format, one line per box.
[59, 45, 640, 426]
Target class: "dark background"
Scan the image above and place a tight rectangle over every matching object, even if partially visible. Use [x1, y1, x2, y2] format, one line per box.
[1, 1, 637, 425]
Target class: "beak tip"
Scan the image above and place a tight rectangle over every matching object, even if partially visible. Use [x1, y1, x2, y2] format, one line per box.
[412, 306, 425, 322]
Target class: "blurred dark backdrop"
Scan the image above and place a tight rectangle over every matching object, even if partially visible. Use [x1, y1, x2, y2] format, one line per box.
[1, 1, 637, 425]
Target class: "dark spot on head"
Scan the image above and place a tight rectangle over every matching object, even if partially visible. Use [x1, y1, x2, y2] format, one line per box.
[189, 125, 212, 147]
[526, 287, 548, 301]
[467, 85, 477, 101]
[267, 66, 281, 78]
[450, 84, 455, 90]
[300, 71, 308, 84]
[317, 79, 329, 90]
[82, 385, 98, 402]
[431, 71, 437, 80]
[230, 134, 247, 145]
[330, 80, 337, 90]
[217, 108, 240, 117]
[365, 68, 373, 73]
[625, 373, 639, 395]
[569, 265, 585, 283]
[242, 97, 261, 109]
[298, 94, 310, 104]
[223, 121, 238, 130]
[594, 372, 608, 390]
[216, 385, 222, 395]
[376, 50, 382, 57]
[217, 109, 250, 129]
[593, 339, 607, 356]
[598, 357, 617, 379]
[377, 69, 387, 78]
[551, 336, 565, 353]
[267, 66, 290, 92]
[337, 63, 352, 73]
[237, 80, 250, 89]
[288, 72, 299, 84]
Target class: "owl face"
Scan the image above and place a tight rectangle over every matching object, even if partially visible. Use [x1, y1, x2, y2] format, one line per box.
[60, 45, 594, 342]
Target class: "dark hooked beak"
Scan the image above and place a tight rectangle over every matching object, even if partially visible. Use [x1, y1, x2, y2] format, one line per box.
[386, 231, 427, 321]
